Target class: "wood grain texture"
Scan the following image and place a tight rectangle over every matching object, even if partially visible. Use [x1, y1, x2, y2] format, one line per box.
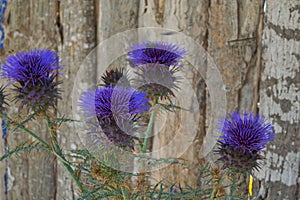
[254, 0, 300, 199]
[0, 1, 58, 200]
[208, 0, 262, 112]
[96, 0, 139, 77]
[138, 0, 210, 186]
[208, 0, 265, 196]
[56, 0, 97, 199]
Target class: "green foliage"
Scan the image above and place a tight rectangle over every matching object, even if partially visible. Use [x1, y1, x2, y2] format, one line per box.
[47, 116, 79, 127]
[0, 103, 252, 200]
[0, 140, 49, 161]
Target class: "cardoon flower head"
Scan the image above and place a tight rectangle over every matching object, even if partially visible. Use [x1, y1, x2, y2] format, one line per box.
[134, 64, 180, 100]
[80, 86, 150, 122]
[127, 41, 186, 67]
[100, 68, 130, 87]
[216, 111, 275, 172]
[0, 85, 8, 115]
[128, 41, 186, 101]
[79, 86, 150, 149]
[1, 49, 62, 112]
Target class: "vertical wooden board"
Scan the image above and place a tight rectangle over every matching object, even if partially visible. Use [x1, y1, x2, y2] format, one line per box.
[57, 0, 97, 199]
[0, 1, 58, 199]
[208, 0, 239, 113]
[141, 0, 262, 188]
[138, 0, 210, 186]
[208, 0, 263, 196]
[255, 0, 300, 199]
[208, 0, 263, 112]
[98, 0, 139, 40]
[97, 0, 140, 77]
[97, 0, 139, 75]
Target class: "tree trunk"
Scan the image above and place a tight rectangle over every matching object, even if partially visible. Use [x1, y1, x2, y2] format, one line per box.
[254, 0, 300, 199]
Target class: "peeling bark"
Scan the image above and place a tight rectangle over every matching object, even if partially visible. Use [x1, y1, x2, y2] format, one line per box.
[255, 0, 300, 199]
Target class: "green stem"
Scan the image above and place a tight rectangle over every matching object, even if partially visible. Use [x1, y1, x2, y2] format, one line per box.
[3, 114, 49, 148]
[49, 146, 84, 192]
[8, 114, 84, 192]
[46, 116, 84, 192]
[142, 106, 157, 153]
[230, 173, 236, 200]
[60, 156, 84, 192]
[19, 125, 50, 148]
[121, 185, 129, 200]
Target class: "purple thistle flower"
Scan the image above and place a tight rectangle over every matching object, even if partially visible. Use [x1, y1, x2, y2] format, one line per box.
[80, 86, 150, 122]
[79, 86, 150, 149]
[216, 111, 275, 172]
[127, 41, 186, 67]
[100, 68, 130, 87]
[1, 49, 62, 112]
[1, 49, 61, 88]
[134, 64, 180, 100]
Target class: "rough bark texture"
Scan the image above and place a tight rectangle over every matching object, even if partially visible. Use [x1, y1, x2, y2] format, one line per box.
[0, 0, 298, 199]
[254, 1, 300, 199]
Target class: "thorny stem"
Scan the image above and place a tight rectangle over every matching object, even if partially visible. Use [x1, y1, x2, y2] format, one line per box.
[45, 115, 84, 192]
[7, 114, 85, 191]
[137, 102, 158, 194]
[230, 174, 236, 200]
[121, 185, 129, 200]
[19, 125, 50, 148]
[3, 114, 49, 148]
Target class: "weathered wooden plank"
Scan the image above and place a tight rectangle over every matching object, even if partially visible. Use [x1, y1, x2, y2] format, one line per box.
[141, 0, 263, 188]
[56, 0, 97, 199]
[209, 0, 263, 112]
[138, 0, 209, 187]
[0, 1, 58, 199]
[255, 0, 300, 199]
[97, 0, 139, 75]
[208, 0, 264, 196]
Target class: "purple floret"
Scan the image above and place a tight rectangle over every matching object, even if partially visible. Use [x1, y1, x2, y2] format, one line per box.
[79, 86, 150, 149]
[80, 86, 150, 122]
[216, 111, 275, 172]
[1, 49, 61, 88]
[219, 111, 274, 153]
[1, 49, 62, 112]
[127, 41, 186, 67]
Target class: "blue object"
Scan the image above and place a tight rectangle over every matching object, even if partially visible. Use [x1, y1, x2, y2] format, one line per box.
[0, 0, 7, 48]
